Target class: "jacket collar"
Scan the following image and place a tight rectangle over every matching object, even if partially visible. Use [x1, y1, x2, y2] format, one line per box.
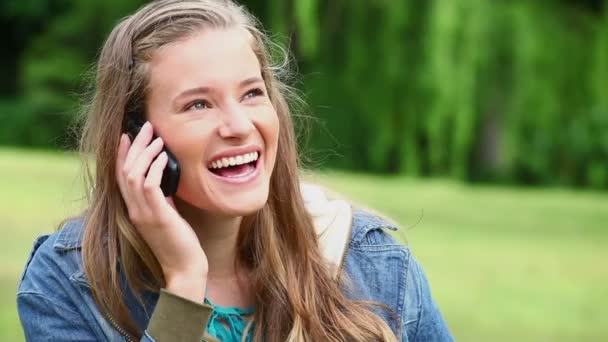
[53, 217, 86, 251]
[350, 209, 399, 244]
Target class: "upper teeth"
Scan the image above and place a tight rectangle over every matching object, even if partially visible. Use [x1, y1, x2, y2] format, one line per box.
[210, 152, 259, 169]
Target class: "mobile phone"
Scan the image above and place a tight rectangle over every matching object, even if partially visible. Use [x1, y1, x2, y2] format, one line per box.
[124, 116, 180, 197]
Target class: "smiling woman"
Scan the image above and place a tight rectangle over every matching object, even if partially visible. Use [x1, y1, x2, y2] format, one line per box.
[16, 1, 452, 341]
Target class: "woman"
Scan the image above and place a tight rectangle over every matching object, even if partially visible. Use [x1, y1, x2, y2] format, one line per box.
[17, 0, 452, 341]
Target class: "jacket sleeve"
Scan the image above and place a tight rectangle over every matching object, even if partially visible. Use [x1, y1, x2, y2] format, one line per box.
[145, 289, 214, 342]
[403, 254, 454, 342]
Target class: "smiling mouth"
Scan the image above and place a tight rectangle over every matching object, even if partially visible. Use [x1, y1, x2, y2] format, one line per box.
[208, 152, 260, 179]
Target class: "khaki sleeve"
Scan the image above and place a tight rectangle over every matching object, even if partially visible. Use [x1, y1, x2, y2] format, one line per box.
[146, 288, 214, 342]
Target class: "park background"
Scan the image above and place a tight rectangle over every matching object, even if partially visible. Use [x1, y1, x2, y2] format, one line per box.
[1, 0, 607, 340]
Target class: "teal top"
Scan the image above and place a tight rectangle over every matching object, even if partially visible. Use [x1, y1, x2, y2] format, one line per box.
[204, 298, 255, 341]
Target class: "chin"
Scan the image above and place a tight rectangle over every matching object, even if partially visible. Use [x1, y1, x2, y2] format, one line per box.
[176, 178, 271, 218]
[214, 186, 270, 216]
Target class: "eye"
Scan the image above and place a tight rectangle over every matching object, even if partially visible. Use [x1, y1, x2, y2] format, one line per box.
[242, 88, 265, 101]
[186, 100, 211, 111]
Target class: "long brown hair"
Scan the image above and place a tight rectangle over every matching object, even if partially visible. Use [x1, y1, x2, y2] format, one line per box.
[79, 0, 397, 340]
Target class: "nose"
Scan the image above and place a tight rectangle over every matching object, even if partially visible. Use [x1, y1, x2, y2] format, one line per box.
[217, 103, 255, 139]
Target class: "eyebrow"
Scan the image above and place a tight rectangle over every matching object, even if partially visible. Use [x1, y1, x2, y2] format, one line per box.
[173, 76, 264, 103]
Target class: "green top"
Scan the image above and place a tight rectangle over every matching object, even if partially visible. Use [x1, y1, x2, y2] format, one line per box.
[204, 298, 254, 342]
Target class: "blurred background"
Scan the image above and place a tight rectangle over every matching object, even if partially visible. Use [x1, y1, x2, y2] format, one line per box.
[0, 0, 607, 341]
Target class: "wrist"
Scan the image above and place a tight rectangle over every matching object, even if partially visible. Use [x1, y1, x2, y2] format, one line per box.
[164, 273, 207, 304]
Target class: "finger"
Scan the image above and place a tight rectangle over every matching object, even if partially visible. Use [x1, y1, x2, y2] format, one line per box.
[116, 134, 132, 195]
[142, 151, 168, 205]
[124, 139, 164, 215]
[116, 134, 142, 221]
[123, 121, 154, 170]
[127, 137, 165, 186]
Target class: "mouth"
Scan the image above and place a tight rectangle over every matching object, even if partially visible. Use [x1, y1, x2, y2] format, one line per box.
[207, 150, 261, 183]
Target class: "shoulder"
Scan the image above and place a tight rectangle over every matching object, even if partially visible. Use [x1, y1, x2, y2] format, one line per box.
[345, 209, 453, 341]
[300, 183, 403, 248]
[25, 216, 86, 262]
[301, 183, 408, 277]
[17, 217, 124, 341]
[18, 217, 87, 295]
[349, 208, 403, 247]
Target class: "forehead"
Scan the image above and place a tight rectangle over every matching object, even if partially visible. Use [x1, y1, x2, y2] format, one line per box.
[147, 28, 260, 95]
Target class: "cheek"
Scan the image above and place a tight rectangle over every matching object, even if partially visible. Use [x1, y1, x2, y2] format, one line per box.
[165, 122, 213, 162]
[172, 137, 215, 209]
[261, 109, 280, 143]
[169, 131, 208, 194]
[260, 111, 280, 160]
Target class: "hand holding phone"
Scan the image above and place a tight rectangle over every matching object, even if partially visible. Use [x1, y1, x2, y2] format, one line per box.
[116, 121, 208, 303]
[124, 116, 180, 197]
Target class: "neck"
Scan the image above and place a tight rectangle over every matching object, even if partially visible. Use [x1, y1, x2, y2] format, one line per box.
[174, 197, 242, 278]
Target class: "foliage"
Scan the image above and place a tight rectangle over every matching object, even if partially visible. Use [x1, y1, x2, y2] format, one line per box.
[0, 0, 606, 188]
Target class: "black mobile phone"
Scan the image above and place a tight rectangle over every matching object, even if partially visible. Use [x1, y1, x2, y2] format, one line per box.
[124, 116, 180, 197]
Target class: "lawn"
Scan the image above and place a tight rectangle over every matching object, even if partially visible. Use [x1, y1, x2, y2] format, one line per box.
[1, 148, 607, 341]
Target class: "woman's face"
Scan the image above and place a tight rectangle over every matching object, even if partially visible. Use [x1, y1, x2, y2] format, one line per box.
[145, 28, 279, 216]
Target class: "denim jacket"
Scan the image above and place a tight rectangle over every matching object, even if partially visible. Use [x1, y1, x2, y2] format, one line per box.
[17, 209, 453, 341]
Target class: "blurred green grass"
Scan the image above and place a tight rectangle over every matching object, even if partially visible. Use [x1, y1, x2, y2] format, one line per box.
[1, 148, 607, 341]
